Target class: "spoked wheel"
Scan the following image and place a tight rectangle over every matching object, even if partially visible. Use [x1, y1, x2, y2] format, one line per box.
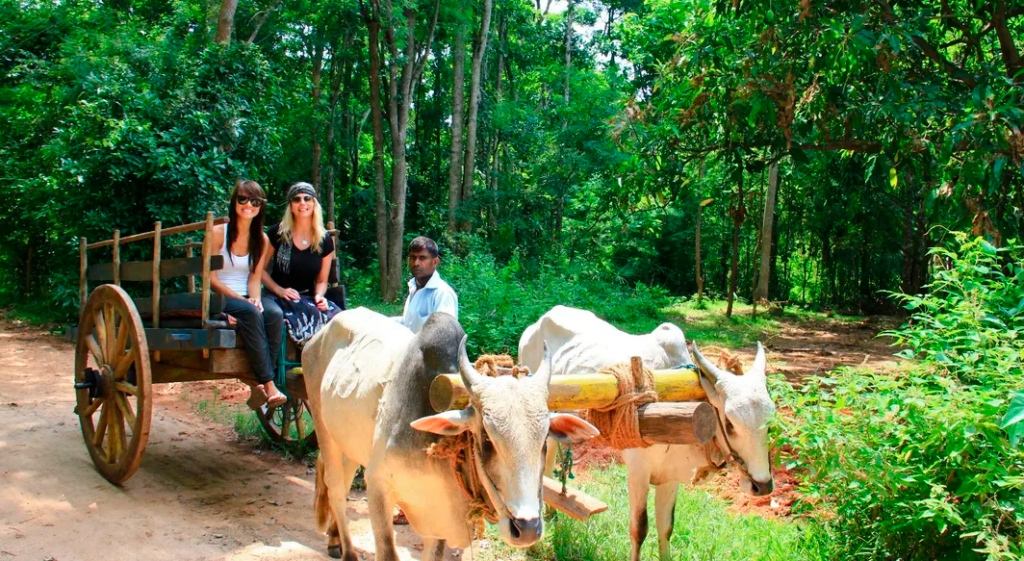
[256, 396, 318, 451]
[74, 284, 152, 484]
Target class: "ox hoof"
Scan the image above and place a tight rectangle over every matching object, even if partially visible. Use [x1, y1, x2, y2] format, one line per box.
[327, 545, 342, 559]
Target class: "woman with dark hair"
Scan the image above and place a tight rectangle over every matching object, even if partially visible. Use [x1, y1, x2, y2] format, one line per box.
[210, 180, 286, 407]
[262, 182, 341, 346]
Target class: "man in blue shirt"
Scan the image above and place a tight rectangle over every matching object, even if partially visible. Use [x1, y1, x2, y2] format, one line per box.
[392, 236, 458, 526]
[397, 236, 458, 333]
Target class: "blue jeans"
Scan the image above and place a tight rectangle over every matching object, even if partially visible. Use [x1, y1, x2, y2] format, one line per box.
[222, 296, 283, 383]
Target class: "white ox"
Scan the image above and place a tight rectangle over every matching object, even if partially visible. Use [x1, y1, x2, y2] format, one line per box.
[303, 308, 599, 561]
[518, 305, 776, 561]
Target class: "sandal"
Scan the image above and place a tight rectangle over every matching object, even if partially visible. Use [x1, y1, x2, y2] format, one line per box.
[266, 389, 288, 408]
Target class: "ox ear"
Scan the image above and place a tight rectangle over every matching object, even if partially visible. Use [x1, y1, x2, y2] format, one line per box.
[411, 409, 473, 436]
[548, 413, 599, 444]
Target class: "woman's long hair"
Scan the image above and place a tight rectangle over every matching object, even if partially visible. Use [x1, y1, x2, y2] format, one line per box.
[278, 182, 327, 253]
[228, 179, 266, 272]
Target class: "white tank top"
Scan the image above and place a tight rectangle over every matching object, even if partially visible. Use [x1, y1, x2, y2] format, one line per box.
[219, 230, 251, 297]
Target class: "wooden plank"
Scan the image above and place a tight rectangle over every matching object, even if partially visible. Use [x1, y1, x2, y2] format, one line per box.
[112, 230, 120, 285]
[135, 293, 227, 319]
[158, 349, 251, 374]
[143, 328, 237, 351]
[185, 242, 196, 293]
[542, 477, 608, 521]
[152, 221, 161, 331]
[86, 255, 224, 282]
[150, 363, 307, 399]
[151, 363, 240, 384]
[79, 237, 87, 317]
[430, 369, 706, 412]
[201, 212, 214, 329]
[86, 217, 228, 249]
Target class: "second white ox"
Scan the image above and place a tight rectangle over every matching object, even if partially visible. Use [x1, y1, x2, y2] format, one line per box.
[303, 307, 599, 561]
[519, 305, 776, 561]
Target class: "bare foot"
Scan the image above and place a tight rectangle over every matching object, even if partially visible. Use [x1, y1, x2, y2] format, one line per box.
[246, 384, 268, 410]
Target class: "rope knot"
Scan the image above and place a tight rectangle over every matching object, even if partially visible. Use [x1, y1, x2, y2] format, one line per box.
[579, 356, 658, 450]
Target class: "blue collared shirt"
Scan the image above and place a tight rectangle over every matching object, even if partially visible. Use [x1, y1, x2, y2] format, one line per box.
[398, 271, 459, 333]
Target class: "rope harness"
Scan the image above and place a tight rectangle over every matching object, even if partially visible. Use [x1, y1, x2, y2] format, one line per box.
[578, 360, 658, 450]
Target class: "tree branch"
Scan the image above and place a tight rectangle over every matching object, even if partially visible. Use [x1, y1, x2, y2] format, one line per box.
[992, 0, 1024, 82]
[874, 0, 978, 88]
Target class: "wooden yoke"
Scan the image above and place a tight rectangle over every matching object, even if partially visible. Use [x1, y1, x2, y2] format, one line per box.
[430, 369, 707, 412]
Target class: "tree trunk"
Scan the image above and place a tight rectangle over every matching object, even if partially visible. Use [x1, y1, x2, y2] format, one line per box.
[247, 0, 283, 44]
[381, 0, 441, 300]
[214, 0, 238, 44]
[311, 40, 325, 195]
[324, 34, 347, 228]
[563, 1, 574, 104]
[364, 10, 389, 300]
[726, 170, 745, 318]
[447, 13, 468, 233]
[754, 156, 780, 305]
[695, 203, 705, 304]
[460, 0, 494, 231]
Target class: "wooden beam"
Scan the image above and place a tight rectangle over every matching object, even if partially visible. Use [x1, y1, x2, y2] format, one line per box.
[201, 212, 214, 329]
[135, 293, 227, 320]
[152, 221, 161, 330]
[151, 363, 240, 384]
[143, 328, 238, 351]
[112, 230, 120, 285]
[159, 349, 252, 374]
[430, 369, 706, 412]
[86, 217, 228, 249]
[541, 477, 608, 521]
[79, 237, 87, 317]
[86, 255, 224, 282]
[637, 401, 717, 446]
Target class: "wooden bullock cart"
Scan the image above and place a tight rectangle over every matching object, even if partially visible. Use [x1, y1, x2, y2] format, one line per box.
[73, 214, 715, 527]
[73, 213, 325, 484]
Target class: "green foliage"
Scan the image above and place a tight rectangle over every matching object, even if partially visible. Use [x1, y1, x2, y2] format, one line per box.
[884, 233, 1024, 385]
[475, 466, 830, 561]
[775, 233, 1024, 560]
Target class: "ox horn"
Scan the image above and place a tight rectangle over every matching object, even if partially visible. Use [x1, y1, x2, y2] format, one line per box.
[457, 335, 488, 395]
[691, 341, 736, 386]
[751, 342, 767, 380]
[531, 342, 554, 389]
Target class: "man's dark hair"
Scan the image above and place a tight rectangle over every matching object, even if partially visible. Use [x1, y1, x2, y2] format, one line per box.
[408, 236, 439, 258]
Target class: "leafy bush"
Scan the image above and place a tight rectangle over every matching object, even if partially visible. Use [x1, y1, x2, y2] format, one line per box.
[775, 233, 1024, 560]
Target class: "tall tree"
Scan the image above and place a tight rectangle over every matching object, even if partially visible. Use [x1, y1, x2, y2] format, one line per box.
[214, 0, 238, 43]
[754, 155, 780, 305]
[364, 0, 440, 300]
[447, 9, 468, 233]
[459, 0, 494, 230]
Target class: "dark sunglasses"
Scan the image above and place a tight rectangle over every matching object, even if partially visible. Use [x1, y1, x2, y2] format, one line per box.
[291, 195, 315, 203]
[236, 196, 264, 207]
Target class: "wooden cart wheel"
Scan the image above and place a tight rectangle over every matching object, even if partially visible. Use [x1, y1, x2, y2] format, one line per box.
[256, 396, 318, 451]
[74, 284, 152, 484]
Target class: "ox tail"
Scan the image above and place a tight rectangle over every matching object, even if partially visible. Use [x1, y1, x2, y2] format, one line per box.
[314, 454, 331, 533]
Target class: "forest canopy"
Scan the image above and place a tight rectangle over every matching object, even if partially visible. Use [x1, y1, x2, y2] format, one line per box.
[0, 0, 1021, 318]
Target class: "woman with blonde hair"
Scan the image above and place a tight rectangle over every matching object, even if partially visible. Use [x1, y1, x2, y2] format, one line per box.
[262, 182, 341, 345]
[210, 180, 287, 407]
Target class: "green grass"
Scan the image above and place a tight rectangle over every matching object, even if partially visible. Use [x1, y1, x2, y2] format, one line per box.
[473, 466, 831, 561]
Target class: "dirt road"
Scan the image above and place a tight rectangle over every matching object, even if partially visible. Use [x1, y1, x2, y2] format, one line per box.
[0, 314, 900, 560]
[0, 321, 428, 561]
